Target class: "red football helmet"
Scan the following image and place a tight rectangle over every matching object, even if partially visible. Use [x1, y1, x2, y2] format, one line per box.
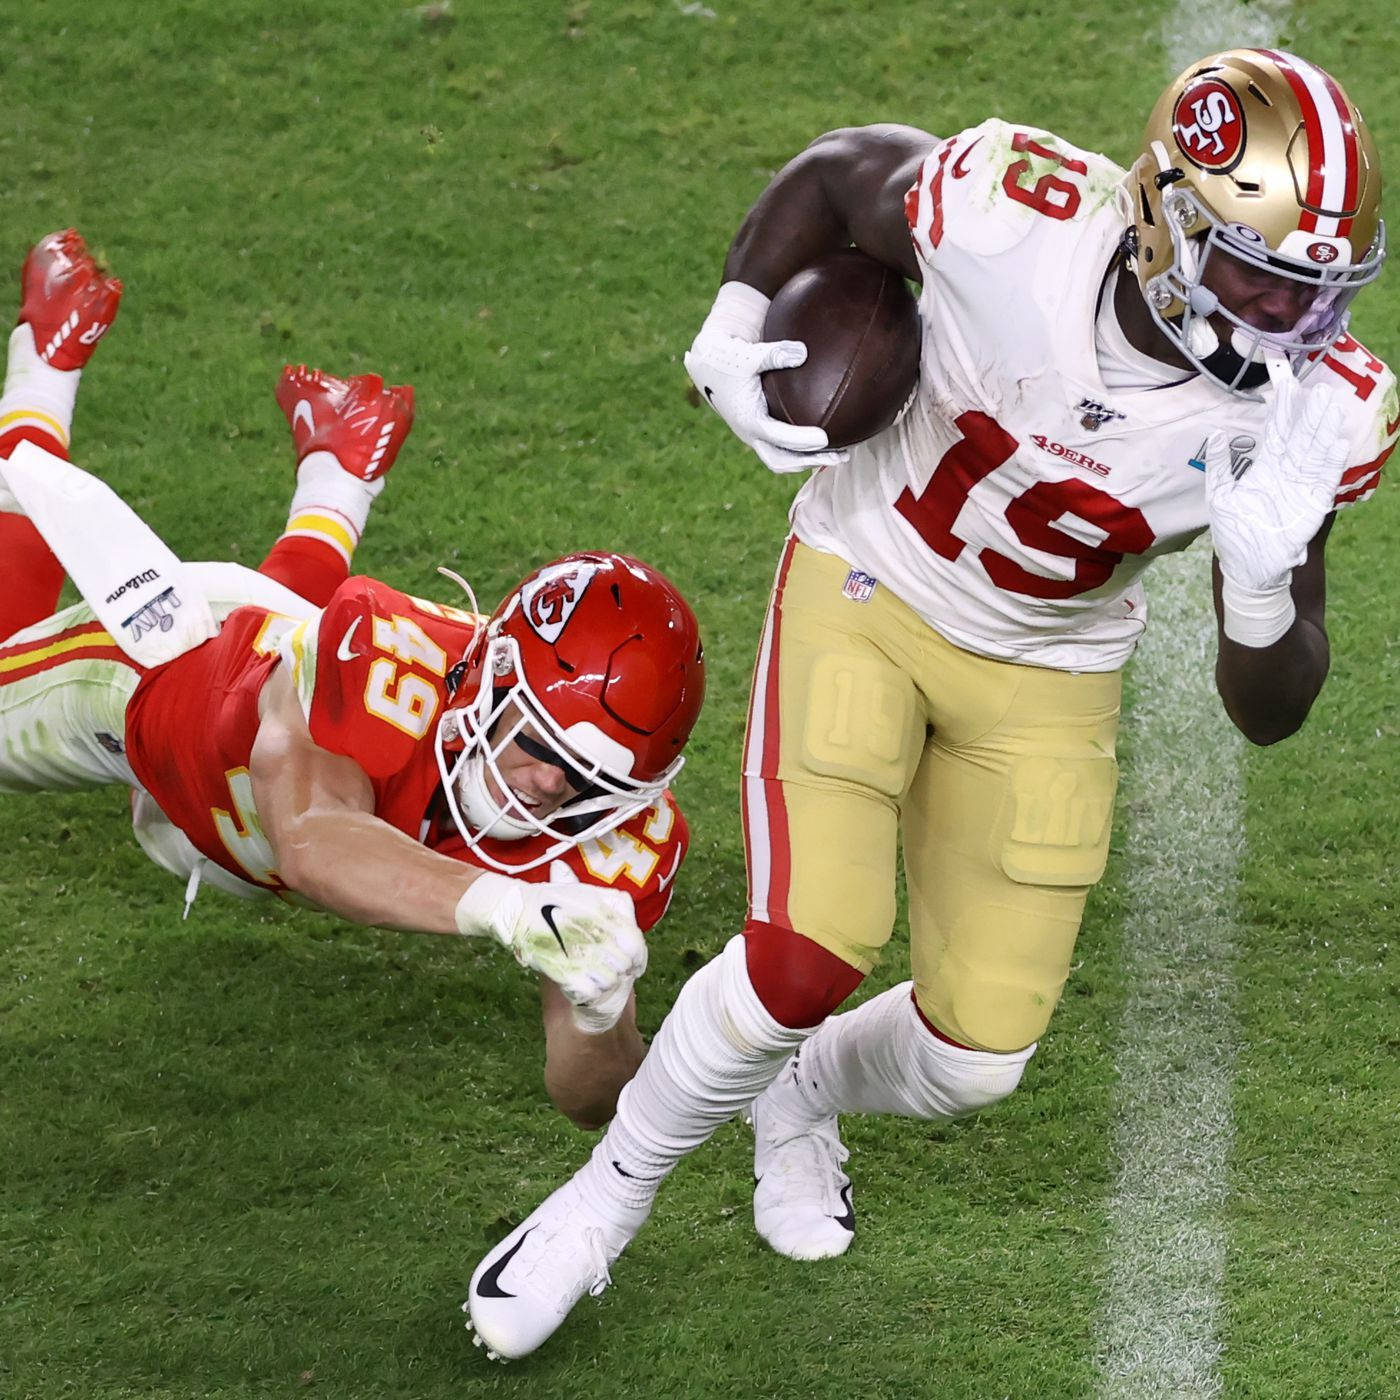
[434, 551, 705, 872]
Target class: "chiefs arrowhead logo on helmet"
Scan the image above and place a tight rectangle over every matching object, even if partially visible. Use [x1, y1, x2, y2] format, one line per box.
[522, 562, 597, 644]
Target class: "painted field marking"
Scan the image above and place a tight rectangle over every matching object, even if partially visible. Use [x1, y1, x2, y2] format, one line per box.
[1096, 543, 1244, 1398]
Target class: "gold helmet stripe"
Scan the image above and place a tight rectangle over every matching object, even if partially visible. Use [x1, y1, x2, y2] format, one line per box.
[1262, 48, 1360, 235]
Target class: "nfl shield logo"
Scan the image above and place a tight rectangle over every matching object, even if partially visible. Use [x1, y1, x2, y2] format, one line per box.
[1075, 397, 1125, 432]
[842, 569, 877, 603]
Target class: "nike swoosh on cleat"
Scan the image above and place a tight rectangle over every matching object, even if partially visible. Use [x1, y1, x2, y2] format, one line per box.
[833, 1182, 855, 1233]
[540, 904, 567, 953]
[703, 386, 716, 406]
[292, 398, 315, 437]
[336, 616, 362, 662]
[473, 1225, 536, 1300]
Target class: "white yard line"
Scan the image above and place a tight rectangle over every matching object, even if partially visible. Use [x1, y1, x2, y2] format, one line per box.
[1096, 544, 1244, 1398]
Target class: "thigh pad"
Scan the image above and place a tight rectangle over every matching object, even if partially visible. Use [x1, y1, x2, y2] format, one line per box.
[996, 752, 1118, 888]
[797, 650, 919, 799]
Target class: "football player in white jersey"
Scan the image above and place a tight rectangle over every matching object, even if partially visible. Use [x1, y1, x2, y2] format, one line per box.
[465, 49, 1396, 1358]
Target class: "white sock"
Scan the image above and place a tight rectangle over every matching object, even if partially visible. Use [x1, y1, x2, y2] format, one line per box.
[0, 324, 80, 453]
[576, 935, 814, 1218]
[280, 450, 385, 568]
[780, 982, 1036, 1124]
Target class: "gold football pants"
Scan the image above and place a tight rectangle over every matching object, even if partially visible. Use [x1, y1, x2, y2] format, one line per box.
[742, 539, 1121, 1052]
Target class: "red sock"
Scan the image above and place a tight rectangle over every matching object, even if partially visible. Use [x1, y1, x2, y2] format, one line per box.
[912, 991, 977, 1051]
[258, 534, 351, 608]
[0, 425, 70, 639]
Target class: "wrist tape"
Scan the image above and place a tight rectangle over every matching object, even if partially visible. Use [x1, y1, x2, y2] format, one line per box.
[704, 281, 771, 342]
[1221, 574, 1296, 648]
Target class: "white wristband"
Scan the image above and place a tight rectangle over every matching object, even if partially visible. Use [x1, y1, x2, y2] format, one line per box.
[704, 281, 771, 343]
[453, 872, 518, 943]
[1220, 574, 1296, 648]
[570, 999, 625, 1036]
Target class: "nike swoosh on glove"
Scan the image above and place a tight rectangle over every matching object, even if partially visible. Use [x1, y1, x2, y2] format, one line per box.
[455, 866, 646, 1031]
[1206, 356, 1352, 592]
[539, 862, 645, 1035]
[684, 281, 849, 475]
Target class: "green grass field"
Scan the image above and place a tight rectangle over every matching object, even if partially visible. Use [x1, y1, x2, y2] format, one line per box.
[3, 2, 1396, 1396]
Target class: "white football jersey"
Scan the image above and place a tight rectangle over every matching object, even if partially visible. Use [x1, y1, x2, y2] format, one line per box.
[790, 118, 1397, 672]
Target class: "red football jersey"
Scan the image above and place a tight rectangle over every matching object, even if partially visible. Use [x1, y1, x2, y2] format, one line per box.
[426, 791, 690, 934]
[123, 575, 689, 926]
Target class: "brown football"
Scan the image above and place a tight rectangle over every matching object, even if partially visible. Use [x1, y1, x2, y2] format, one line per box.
[761, 249, 920, 448]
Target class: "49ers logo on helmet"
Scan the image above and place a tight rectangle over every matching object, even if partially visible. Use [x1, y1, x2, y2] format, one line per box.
[1307, 241, 1340, 263]
[521, 563, 596, 644]
[1173, 79, 1246, 171]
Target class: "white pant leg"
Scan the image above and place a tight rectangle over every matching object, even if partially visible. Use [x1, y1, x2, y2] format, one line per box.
[0, 564, 314, 797]
[186, 561, 318, 621]
[0, 600, 141, 792]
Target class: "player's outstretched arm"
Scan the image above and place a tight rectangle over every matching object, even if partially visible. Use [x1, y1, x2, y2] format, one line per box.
[685, 125, 933, 474]
[538, 977, 646, 1130]
[249, 667, 647, 1022]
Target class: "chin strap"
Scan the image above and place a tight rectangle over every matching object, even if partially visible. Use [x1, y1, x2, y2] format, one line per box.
[457, 750, 539, 843]
[1199, 341, 1271, 392]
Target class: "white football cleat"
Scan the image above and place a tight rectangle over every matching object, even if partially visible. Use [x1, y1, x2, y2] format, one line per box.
[750, 1055, 855, 1261]
[464, 1176, 648, 1361]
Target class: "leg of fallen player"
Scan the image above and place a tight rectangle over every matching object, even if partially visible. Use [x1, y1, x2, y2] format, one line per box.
[0, 230, 122, 641]
[256, 365, 414, 607]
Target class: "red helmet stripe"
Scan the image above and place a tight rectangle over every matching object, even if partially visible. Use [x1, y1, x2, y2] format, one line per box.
[1260, 49, 1360, 238]
[1302, 56, 1360, 237]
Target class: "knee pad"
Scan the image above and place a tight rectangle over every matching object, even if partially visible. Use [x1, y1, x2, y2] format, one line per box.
[743, 919, 865, 1029]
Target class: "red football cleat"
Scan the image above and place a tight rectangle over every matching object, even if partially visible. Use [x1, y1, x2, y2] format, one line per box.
[19, 229, 123, 371]
[275, 364, 415, 482]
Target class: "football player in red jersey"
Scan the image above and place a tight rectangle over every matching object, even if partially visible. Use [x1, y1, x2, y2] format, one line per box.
[0, 231, 706, 1130]
[466, 49, 1397, 1358]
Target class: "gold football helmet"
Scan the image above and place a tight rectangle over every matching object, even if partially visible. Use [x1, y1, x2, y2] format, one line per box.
[1126, 48, 1384, 391]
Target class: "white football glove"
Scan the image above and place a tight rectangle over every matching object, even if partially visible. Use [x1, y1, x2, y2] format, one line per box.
[683, 280, 850, 474]
[454, 863, 646, 1032]
[1205, 356, 1351, 593]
